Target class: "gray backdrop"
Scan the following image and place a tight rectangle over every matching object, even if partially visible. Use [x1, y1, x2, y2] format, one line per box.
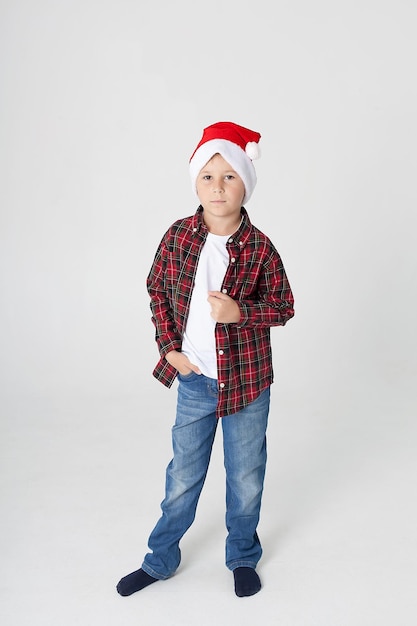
[1, 1, 416, 625]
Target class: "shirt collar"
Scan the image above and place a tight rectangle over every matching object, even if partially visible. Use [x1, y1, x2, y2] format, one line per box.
[191, 206, 253, 247]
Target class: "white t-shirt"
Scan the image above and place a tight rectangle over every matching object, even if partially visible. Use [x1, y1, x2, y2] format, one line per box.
[181, 232, 230, 379]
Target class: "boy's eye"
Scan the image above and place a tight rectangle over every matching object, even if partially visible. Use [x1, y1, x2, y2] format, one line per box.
[201, 174, 235, 181]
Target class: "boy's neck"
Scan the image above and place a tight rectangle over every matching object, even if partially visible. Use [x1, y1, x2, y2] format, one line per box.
[203, 214, 242, 236]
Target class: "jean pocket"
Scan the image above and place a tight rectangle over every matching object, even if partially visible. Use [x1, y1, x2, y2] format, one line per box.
[177, 370, 198, 381]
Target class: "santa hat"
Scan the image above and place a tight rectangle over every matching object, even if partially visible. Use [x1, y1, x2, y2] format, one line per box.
[189, 121, 261, 204]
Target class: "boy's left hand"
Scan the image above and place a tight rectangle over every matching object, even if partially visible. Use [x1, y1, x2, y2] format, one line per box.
[208, 291, 241, 323]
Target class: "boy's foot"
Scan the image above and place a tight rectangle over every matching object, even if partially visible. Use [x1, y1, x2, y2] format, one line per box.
[233, 567, 261, 597]
[116, 568, 158, 596]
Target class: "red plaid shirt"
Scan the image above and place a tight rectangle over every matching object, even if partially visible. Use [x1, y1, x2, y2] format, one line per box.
[147, 207, 294, 417]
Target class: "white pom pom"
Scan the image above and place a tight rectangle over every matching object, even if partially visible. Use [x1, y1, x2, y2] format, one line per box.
[245, 141, 261, 160]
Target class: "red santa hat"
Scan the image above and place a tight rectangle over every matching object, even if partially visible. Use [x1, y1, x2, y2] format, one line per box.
[189, 121, 261, 204]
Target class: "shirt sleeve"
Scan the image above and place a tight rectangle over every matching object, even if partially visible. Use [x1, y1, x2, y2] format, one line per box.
[236, 247, 295, 329]
[146, 232, 183, 358]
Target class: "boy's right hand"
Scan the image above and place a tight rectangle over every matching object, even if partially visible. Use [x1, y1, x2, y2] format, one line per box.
[165, 350, 201, 376]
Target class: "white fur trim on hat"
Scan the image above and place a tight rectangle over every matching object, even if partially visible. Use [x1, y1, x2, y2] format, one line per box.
[189, 139, 257, 205]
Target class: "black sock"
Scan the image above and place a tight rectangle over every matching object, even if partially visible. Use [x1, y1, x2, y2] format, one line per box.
[116, 568, 158, 596]
[233, 567, 261, 597]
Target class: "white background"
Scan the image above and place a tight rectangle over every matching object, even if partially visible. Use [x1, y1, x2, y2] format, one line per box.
[1, 1, 416, 625]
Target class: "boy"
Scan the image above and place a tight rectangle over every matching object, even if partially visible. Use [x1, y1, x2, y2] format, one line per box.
[117, 121, 294, 598]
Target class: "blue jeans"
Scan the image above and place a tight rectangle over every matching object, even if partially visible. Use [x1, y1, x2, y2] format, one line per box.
[142, 372, 270, 579]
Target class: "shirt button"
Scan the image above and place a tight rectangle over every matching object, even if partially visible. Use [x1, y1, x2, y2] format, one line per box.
[228, 238, 233, 243]
[218, 350, 224, 355]
[193, 227, 197, 232]
[231, 257, 236, 263]
[222, 288, 228, 294]
[239, 241, 243, 246]
[219, 382, 225, 389]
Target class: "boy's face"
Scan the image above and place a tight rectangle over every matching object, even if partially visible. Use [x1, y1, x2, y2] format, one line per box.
[196, 153, 245, 224]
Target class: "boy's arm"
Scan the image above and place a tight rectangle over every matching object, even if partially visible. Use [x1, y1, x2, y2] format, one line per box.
[146, 237, 182, 358]
[210, 249, 294, 328]
[237, 250, 294, 327]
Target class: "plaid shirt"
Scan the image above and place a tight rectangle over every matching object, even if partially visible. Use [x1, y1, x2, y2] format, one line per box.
[147, 206, 294, 418]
